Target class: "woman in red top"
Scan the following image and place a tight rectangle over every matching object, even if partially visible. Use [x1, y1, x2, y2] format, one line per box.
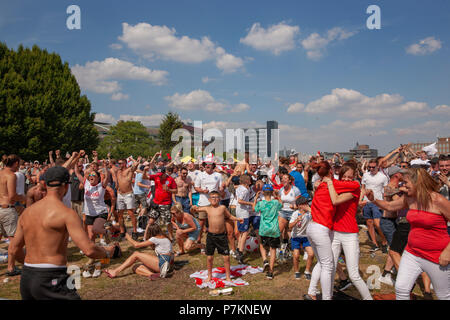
[367, 168, 450, 300]
[328, 164, 372, 300]
[305, 161, 358, 300]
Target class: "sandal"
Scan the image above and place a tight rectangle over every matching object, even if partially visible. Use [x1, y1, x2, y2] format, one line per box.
[6, 267, 21, 277]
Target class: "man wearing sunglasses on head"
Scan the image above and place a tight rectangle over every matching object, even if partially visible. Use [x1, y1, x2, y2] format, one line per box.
[360, 159, 389, 253]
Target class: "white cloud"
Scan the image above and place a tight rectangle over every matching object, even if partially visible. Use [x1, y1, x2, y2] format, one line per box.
[287, 102, 305, 113]
[240, 22, 300, 55]
[111, 93, 129, 101]
[118, 114, 164, 126]
[301, 27, 357, 60]
[203, 120, 263, 130]
[118, 22, 244, 73]
[95, 113, 116, 124]
[109, 43, 123, 50]
[394, 121, 450, 136]
[322, 118, 390, 130]
[215, 49, 244, 73]
[71, 57, 168, 99]
[303, 88, 430, 118]
[165, 90, 250, 113]
[406, 37, 442, 55]
[202, 76, 213, 84]
[432, 104, 450, 115]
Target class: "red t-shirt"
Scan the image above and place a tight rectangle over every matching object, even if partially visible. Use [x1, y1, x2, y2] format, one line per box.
[311, 179, 360, 230]
[149, 173, 177, 205]
[333, 181, 361, 233]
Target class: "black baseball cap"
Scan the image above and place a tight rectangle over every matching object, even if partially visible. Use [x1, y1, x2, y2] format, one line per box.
[44, 166, 71, 187]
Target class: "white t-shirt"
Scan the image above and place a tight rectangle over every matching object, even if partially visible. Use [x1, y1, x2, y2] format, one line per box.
[311, 173, 320, 186]
[230, 192, 238, 206]
[195, 172, 223, 206]
[290, 210, 312, 238]
[249, 189, 264, 217]
[361, 171, 389, 201]
[188, 170, 201, 193]
[15, 172, 25, 196]
[83, 181, 108, 216]
[150, 236, 172, 256]
[235, 185, 251, 219]
[280, 186, 301, 211]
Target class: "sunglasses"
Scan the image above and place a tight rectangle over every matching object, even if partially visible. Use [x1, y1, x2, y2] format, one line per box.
[400, 165, 408, 168]
[89, 174, 97, 177]
[368, 166, 377, 169]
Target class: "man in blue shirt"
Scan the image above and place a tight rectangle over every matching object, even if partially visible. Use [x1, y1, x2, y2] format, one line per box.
[289, 163, 310, 200]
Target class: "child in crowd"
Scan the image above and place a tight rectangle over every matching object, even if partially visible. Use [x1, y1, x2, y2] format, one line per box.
[253, 184, 282, 280]
[191, 191, 243, 282]
[289, 196, 314, 280]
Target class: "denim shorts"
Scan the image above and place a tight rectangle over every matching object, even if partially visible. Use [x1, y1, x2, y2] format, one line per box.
[175, 196, 190, 213]
[279, 210, 294, 221]
[363, 203, 383, 219]
[237, 216, 261, 232]
[158, 254, 174, 270]
[380, 217, 397, 245]
[291, 237, 311, 249]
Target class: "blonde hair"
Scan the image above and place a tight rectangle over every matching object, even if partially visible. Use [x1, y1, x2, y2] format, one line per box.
[403, 168, 439, 210]
[171, 202, 183, 214]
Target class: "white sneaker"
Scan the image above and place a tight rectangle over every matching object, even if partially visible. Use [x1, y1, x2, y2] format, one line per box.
[379, 273, 395, 287]
[230, 250, 237, 259]
[92, 269, 102, 278]
[160, 261, 169, 278]
[79, 250, 84, 255]
[99, 239, 107, 246]
[0, 255, 8, 264]
[82, 270, 92, 278]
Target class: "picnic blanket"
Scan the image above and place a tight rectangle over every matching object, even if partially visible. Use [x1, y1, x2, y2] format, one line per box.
[189, 265, 263, 289]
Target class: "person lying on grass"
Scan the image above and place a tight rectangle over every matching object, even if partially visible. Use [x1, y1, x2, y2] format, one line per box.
[104, 224, 174, 280]
[170, 202, 205, 256]
[191, 191, 244, 282]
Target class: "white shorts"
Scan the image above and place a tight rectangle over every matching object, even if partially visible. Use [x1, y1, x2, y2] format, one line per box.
[117, 193, 135, 210]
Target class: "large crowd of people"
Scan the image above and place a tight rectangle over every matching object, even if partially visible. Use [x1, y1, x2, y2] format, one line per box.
[0, 143, 449, 300]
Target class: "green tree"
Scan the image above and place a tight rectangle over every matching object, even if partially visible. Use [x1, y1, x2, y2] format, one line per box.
[97, 120, 157, 159]
[158, 111, 183, 154]
[0, 43, 98, 161]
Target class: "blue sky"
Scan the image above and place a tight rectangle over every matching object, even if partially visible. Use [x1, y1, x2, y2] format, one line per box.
[1, 0, 449, 155]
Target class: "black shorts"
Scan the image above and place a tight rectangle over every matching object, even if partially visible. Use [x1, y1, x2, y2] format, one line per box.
[261, 236, 281, 249]
[390, 222, 410, 254]
[206, 232, 229, 256]
[104, 199, 112, 208]
[20, 266, 81, 300]
[85, 212, 108, 226]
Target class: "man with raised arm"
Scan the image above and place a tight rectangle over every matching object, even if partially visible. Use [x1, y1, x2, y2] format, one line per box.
[116, 156, 141, 240]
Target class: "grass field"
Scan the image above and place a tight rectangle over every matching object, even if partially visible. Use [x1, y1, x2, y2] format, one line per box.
[0, 223, 433, 300]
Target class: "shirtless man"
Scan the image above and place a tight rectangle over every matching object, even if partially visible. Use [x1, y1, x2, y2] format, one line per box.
[174, 167, 193, 213]
[8, 166, 118, 300]
[0, 154, 26, 276]
[26, 176, 47, 207]
[116, 157, 140, 240]
[191, 191, 243, 282]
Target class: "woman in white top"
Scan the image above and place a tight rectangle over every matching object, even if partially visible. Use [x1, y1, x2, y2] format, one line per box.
[74, 168, 113, 242]
[104, 224, 174, 280]
[278, 174, 301, 248]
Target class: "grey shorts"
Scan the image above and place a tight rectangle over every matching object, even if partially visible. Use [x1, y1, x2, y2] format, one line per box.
[117, 193, 135, 210]
[0, 207, 18, 237]
[149, 205, 171, 226]
[134, 194, 148, 209]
